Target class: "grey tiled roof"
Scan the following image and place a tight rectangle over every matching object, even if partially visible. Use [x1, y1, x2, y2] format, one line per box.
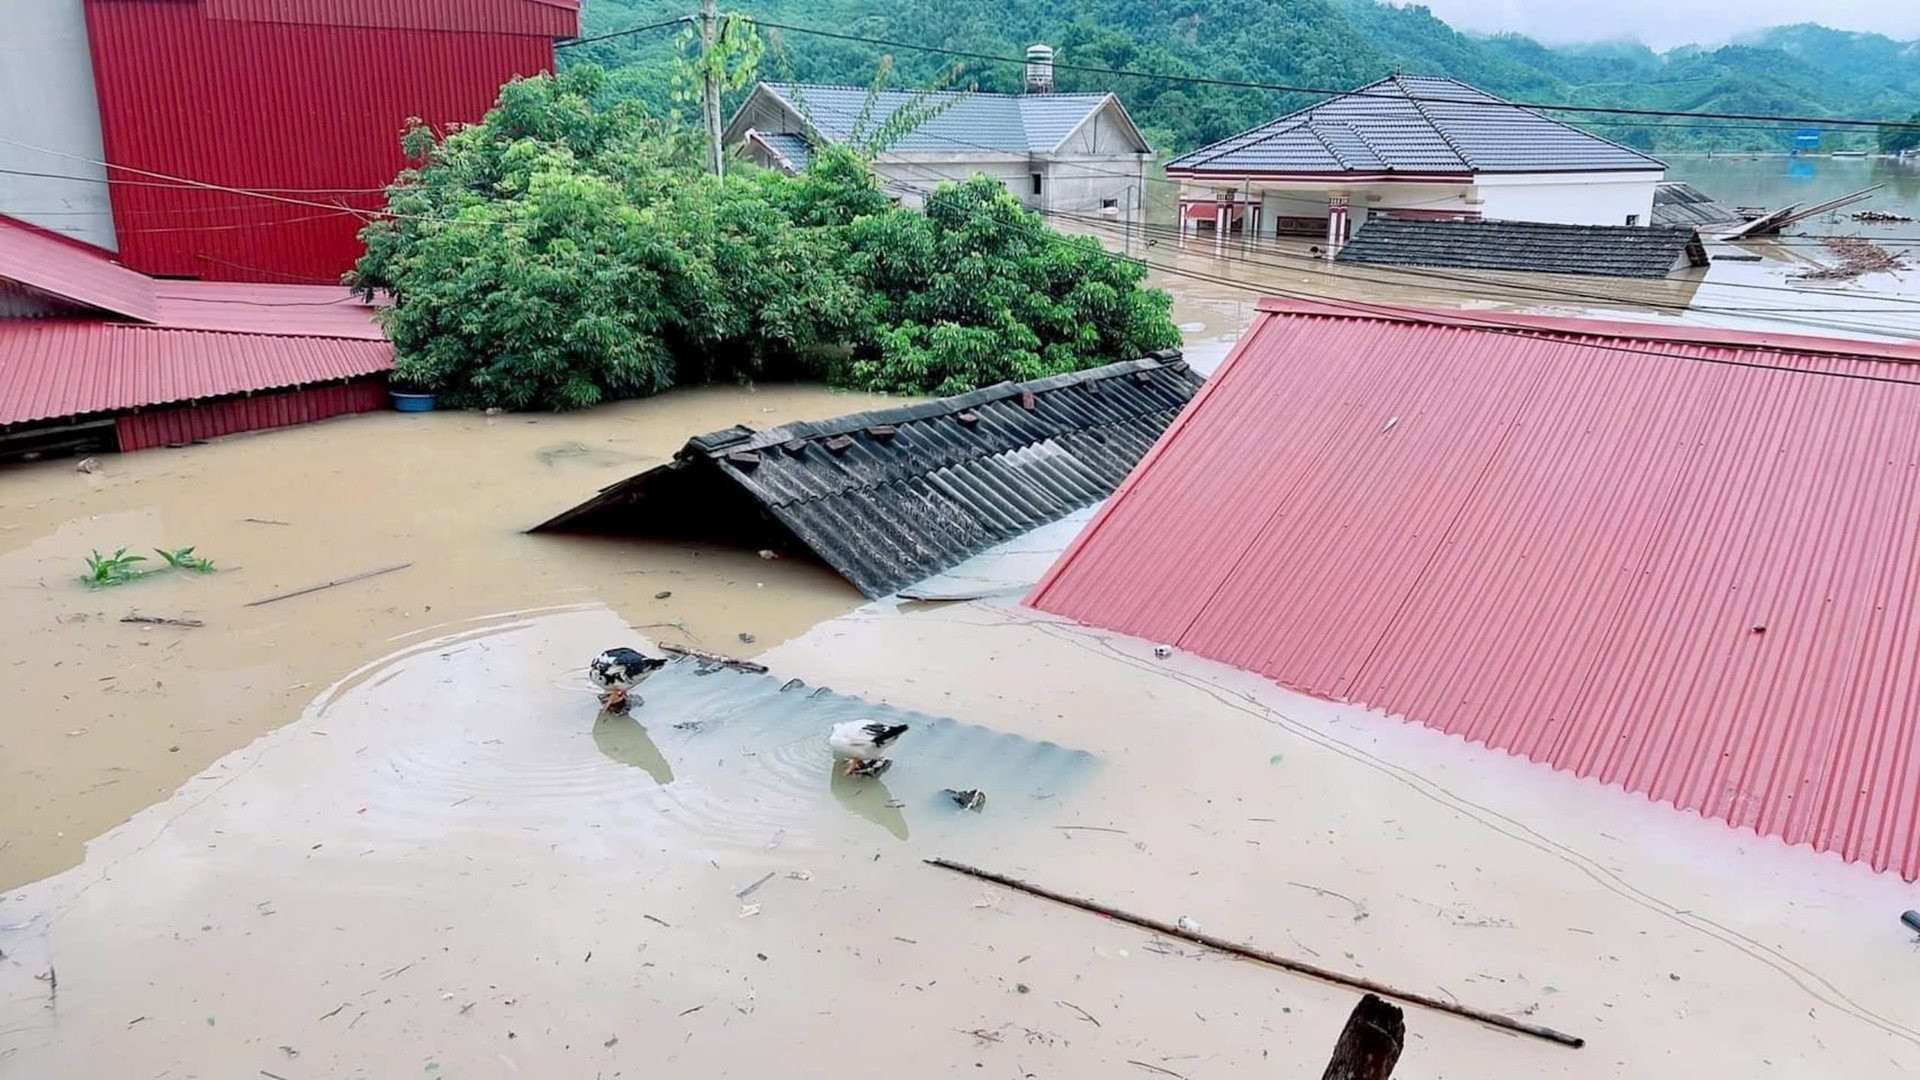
[1651, 182, 1746, 229]
[1335, 218, 1709, 279]
[751, 130, 813, 172]
[532, 354, 1203, 598]
[763, 83, 1119, 155]
[1169, 75, 1664, 176]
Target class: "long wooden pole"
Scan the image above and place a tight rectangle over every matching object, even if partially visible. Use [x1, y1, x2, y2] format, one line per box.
[925, 857, 1585, 1049]
[699, 0, 724, 177]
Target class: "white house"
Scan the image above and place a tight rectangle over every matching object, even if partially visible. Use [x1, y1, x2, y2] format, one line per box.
[723, 46, 1152, 218]
[1166, 74, 1667, 253]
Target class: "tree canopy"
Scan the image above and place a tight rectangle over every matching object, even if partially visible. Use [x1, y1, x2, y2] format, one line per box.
[350, 65, 1178, 410]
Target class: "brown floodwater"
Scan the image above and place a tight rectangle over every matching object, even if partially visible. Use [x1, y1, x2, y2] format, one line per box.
[0, 384, 898, 890]
[4, 599, 1916, 1077]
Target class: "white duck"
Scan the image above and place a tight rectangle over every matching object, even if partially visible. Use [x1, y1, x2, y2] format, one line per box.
[828, 720, 910, 776]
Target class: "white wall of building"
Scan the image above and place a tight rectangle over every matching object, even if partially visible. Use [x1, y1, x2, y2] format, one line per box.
[1473, 171, 1662, 227]
[0, 0, 116, 250]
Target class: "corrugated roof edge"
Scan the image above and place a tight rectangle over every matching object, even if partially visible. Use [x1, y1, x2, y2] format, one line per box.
[685, 350, 1188, 457]
[1245, 297, 1920, 365]
[1028, 298, 1920, 611]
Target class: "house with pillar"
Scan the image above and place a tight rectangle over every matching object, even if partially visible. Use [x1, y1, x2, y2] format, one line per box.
[1166, 75, 1666, 254]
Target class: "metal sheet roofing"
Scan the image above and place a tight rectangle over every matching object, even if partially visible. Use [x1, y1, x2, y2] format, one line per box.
[1652, 182, 1748, 230]
[1031, 299, 1920, 879]
[747, 130, 813, 173]
[758, 83, 1123, 156]
[0, 321, 392, 426]
[0, 214, 157, 323]
[534, 354, 1203, 598]
[84, 0, 562, 283]
[199, 0, 577, 36]
[1337, 218, 1709, 279]
[1168, 75, 1664, 177]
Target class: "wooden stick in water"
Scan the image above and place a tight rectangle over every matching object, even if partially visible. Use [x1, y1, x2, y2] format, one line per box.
[245, 563, 411, 607]
[658, 642, 768, 673]
[925, 857, 1585, 1049]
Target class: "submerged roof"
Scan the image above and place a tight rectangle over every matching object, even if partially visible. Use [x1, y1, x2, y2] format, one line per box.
[1168, 75, 1664, 177]
[0, 217, 391, 425]
[749, 83, 1139, 157]
[534, 354, 1202, 597]
[1337, 218, 1708, 279]
[1032, 299, 1920, 879]
[1652, 182, 1748, 229]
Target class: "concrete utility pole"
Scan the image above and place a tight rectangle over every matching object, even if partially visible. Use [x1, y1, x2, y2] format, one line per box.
[700, 0, 724, 177]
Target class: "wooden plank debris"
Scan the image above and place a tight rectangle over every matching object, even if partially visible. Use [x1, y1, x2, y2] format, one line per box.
[925, 857, 1584, 1049]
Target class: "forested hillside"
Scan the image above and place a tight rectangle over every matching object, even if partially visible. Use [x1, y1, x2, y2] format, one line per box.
[567, 1, 1920, 154]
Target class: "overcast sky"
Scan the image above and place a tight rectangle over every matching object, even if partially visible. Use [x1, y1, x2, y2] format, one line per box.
[1395, 0, 1920, 50]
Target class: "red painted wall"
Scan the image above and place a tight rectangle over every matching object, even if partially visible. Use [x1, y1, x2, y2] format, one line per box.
[82, 0, 570, 283]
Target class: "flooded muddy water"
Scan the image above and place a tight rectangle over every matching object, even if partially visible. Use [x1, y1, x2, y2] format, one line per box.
[4, 599, 1917, 1077]
[0, 384, 897, 889]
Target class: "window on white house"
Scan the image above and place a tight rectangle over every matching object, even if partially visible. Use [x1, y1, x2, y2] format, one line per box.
[1030, 173, 1044, 196]
[1101, 197, 1118, 209]
[1626, 213, 1640, 226]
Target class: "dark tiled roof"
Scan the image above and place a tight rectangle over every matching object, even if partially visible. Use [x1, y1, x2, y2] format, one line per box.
[1651, 182, 1746, 229]
[751, 130, 813, 172]
[1336, 218, 1709, 279]
[532, 354, 1203, 597]
[760, 83, 1125, 155]
[1168, 75, 1663, 176]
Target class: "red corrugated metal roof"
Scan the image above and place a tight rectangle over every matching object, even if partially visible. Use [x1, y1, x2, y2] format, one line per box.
[0, 214, 158, 323]
[0, 321, 391, 425]
[149, 281, 387, 338]
[1031, 298, 1920, 879]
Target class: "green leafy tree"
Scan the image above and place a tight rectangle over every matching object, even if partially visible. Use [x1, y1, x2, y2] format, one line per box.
[1880, 112, 1920, 155]
[350, 65, 1179, 410]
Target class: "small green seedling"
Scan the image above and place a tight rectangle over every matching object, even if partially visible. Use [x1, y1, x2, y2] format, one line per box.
[81, 547, 152, 587]
[154, 546, 216, 573]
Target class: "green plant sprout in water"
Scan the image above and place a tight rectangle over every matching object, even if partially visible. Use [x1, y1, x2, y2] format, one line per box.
[81, 547, 152, 588]
[154, 546, 216, 573]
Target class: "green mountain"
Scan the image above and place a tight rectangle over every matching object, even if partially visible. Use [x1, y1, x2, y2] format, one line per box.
[569, 2, 1920, 154]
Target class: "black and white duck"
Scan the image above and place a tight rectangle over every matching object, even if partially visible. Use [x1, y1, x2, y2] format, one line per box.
[588, 647, 669, 713]
[828, 720, 910, 776]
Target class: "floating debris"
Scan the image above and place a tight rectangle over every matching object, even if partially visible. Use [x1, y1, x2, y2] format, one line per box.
[944, 788, 988, 812]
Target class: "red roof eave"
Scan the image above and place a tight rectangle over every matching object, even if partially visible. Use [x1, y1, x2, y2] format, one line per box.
[1250, 296, 1920, 366]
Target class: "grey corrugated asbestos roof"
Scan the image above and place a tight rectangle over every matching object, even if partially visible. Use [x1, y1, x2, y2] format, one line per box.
[753, 131, 813, 172]
[1652, 182, 1746, 229]
[532, 354, 1204, 597]
[763, 83, 1117, 155]
[1169, 74, 1664, 176]
[1335, 218, 1709, 279]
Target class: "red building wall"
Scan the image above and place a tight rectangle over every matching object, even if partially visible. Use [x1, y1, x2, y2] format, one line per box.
[82, 0, 574, 283]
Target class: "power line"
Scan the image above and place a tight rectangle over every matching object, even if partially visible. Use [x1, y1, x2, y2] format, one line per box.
[751, 18, 1920, 132]
[556, 15, 692, 49]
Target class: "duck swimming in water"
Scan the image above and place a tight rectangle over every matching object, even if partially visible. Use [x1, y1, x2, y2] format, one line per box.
[828, 720, 910, 776]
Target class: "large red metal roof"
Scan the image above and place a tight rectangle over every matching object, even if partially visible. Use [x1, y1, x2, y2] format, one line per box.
[1031, 298, 1920, 878]
[0, 215, 157, 323]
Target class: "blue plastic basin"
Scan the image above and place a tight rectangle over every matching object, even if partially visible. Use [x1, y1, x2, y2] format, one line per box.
[389, 391, 438, 412]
